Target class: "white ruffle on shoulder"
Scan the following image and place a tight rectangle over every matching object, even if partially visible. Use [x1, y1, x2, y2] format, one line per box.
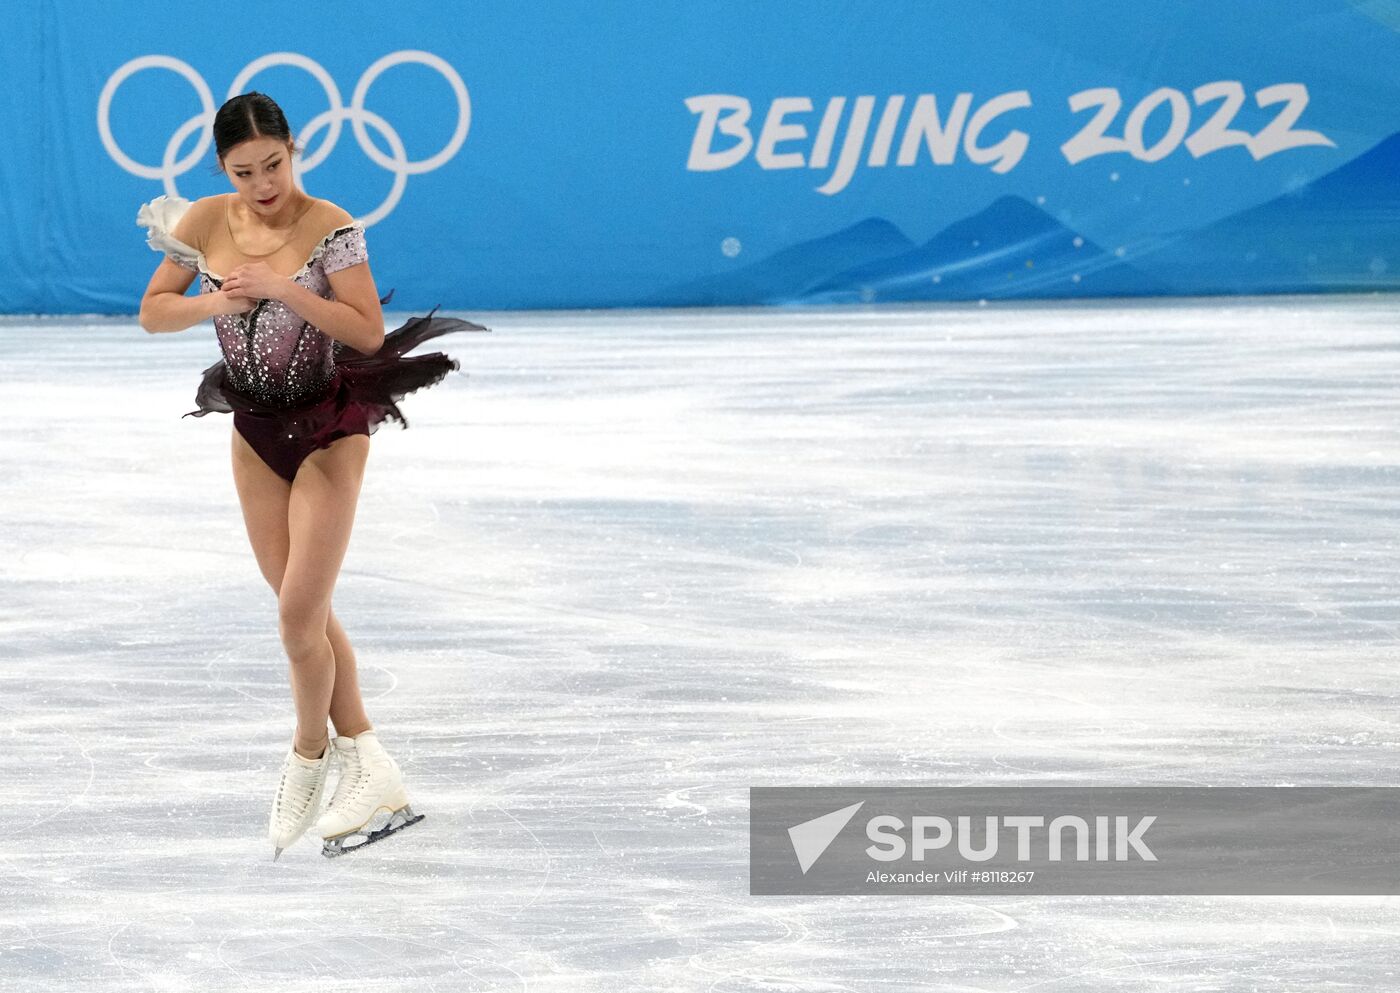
[135, 194, 205, 271]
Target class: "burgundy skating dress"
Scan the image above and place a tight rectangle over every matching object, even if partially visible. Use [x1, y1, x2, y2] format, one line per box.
[136, 194, 488, 483]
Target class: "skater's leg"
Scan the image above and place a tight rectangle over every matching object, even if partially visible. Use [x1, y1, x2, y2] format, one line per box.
[232, 424, 292, 593]
[325, 608, 373, 739]
[279, 434, 370, 760]
[233, 428, 373, 749]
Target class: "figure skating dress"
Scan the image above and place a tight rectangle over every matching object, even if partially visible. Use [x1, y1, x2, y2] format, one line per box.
[137, 195, 488, 483]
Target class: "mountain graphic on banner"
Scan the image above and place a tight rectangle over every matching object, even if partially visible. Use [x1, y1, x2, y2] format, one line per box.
[649, 195, 1167, 306]
[803, 195, 1168, 303]
[1136, 131, 1400, 293]
[648, 219, 914, 306]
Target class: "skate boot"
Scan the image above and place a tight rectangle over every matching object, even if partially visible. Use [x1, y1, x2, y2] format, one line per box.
[268, 734, 333, 861]
[314, 729, 424, 857]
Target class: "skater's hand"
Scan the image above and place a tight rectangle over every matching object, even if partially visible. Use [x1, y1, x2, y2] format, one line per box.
[222, 262, 292, 303]
[211, 288, 257, 315]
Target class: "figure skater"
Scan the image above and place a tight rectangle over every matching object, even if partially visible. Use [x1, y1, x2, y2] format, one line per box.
[136, 91, 488, 860]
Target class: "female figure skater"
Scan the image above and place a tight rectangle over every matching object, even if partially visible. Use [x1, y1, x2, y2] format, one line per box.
[136, 92, 487, 860]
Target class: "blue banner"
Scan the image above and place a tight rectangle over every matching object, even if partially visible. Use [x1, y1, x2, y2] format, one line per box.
[5, 1, 1399, 313]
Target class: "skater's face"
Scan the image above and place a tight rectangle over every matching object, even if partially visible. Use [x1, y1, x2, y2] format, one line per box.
[220, 136, 298, 217]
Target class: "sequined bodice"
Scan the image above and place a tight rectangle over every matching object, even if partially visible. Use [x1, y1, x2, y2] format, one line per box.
[137, 195, 369, 409]
[197, 225, 366, 408]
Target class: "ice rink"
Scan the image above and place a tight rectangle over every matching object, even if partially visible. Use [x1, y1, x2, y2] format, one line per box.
[3, 294, 1399, 991]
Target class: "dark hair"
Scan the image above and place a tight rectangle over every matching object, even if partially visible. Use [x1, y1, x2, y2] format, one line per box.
[206, 92, 301, 176]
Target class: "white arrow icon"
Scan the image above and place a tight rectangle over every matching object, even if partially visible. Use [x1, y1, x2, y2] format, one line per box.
[788, 801, 864, 873]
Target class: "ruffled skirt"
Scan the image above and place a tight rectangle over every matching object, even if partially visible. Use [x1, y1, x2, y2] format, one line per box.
[183, 308, 489, 482]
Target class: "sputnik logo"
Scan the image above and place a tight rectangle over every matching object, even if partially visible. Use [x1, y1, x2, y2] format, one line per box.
[787, 801, 864, 874]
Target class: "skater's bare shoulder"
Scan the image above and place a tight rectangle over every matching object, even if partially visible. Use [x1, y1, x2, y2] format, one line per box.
[168, 195, 223, 252]
[306, 198, 356, 238]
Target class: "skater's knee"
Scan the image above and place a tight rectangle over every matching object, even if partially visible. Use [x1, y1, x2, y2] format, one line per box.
[278, 623, 326, 660]
[278, 597, 330, 657]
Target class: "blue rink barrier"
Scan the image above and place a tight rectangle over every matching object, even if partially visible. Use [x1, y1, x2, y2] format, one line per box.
[5, 0, 1399, 314]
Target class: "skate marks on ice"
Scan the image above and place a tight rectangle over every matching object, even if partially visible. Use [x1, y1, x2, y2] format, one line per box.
[4, 298, 1400, 988]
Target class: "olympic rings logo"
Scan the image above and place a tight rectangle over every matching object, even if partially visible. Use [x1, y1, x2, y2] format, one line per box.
[99, 50, 470, 225]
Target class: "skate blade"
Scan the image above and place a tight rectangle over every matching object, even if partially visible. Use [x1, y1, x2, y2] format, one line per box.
[321, 804, 424, 858]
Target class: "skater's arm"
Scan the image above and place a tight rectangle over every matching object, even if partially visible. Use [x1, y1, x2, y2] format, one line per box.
[279, 265, 386, 355]
[138, 263, 223, 333]
[139, 270, 255, 333]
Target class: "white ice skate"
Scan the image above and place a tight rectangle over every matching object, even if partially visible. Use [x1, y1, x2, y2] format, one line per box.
[268, 737, 334, 861]
[314, 729, 424, 858]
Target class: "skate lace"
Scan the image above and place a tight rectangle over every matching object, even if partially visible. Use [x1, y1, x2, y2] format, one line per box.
[274, 753, 324, 827]
[326, 754, 373, 812]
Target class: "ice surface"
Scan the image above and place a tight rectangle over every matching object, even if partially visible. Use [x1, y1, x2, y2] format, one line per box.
[2, 295, 1400, 991]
